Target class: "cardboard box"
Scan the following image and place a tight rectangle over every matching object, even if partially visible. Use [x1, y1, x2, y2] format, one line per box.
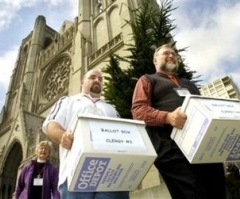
[171, 95, 240, 164]
[67, 115, 157, 192]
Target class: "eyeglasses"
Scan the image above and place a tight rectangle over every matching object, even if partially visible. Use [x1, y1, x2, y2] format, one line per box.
[157, 51, 177, 57]
[161, 51, 177, 57]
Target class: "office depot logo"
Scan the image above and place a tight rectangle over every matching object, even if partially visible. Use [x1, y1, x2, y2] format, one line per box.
[74, 157, 110, 191]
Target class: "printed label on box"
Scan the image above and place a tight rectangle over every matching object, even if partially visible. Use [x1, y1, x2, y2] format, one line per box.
[74, 157, 110, 191]
[89, 120, 147, 151]
[202, 99, 240, 118]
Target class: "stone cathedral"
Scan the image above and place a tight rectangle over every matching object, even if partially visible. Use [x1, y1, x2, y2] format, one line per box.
[0, 0, 170, 198]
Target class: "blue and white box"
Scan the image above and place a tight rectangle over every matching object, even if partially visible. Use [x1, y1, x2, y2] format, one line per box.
[171, 95, 240, 163]
[67, 115, 157, 192]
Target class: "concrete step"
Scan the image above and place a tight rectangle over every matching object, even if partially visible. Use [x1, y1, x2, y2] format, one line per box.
[130, 184, 171, 199]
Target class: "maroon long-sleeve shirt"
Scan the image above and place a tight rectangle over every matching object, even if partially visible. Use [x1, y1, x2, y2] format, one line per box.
[131, 75, 168, 126]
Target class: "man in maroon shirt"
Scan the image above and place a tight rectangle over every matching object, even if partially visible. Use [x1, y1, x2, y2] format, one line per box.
[131, 44, 226, 199]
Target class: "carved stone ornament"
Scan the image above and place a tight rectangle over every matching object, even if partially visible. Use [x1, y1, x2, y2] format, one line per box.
[42, 57, 71, 102]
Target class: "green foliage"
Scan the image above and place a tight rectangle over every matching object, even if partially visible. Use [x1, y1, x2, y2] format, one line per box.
[102, 54, 134, 118]
[102, 0, 201, 118]
[126, 0, 177, 77]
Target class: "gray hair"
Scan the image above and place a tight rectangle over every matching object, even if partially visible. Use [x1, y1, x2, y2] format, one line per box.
[35, 140, 52, 155]
[153, 44, 176, 58]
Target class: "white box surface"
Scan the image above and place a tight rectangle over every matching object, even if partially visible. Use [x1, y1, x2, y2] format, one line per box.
[67, 115, 157, 192]
[171, 95, 240, 164]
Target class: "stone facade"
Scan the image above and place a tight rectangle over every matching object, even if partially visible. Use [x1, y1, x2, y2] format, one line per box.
[0, 0, 171, 199]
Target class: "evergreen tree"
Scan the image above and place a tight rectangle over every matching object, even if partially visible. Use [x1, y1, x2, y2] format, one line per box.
[102, 0, 201, 119]
[102, 54, 134, 118]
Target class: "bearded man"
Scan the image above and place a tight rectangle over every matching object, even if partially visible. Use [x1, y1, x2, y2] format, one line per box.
[42, 69, 129, 199]
[131, 44, 226, 199]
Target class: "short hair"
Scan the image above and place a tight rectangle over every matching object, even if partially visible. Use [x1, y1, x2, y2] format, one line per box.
[35, 140, 52, 155]
[82, 69, 102, 80]
[153, 44, 176, 58]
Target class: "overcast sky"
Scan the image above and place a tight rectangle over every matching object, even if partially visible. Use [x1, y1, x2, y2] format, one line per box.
[0, 0, 240, 110]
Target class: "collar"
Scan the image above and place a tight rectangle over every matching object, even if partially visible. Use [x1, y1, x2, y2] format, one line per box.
[82, 93, 101, 100]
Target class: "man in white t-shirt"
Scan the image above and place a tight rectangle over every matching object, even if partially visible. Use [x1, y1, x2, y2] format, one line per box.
[42, 69, 129, 199]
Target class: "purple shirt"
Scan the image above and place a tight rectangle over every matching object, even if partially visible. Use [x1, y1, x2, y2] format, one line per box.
[15, 160, 60, 199]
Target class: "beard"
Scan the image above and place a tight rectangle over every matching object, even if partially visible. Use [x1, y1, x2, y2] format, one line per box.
[90, 83, 102, 94]
[161, 62, 178, 73]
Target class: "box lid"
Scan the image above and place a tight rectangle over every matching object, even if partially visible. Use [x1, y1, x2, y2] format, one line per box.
[76, 114, 146, 125]
[171, 95, 240, 139]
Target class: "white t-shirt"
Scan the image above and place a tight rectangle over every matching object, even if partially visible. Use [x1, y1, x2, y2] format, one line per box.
[42, 93, 119, 186]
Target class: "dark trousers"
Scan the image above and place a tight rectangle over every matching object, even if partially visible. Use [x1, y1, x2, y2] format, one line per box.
[155, 149, 226, 199]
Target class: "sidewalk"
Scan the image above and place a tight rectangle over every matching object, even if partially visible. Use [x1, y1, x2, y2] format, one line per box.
[130, 183, 171, 199]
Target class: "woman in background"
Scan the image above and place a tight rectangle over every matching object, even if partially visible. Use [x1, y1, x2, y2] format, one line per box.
[15, 140, 60, 199]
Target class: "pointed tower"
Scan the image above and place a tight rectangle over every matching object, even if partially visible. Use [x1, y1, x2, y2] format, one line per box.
[0, 15, 59, 199]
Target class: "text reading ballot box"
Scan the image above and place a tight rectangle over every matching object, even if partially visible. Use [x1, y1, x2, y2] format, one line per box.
[67, 115, 157, 192]
[171, 95, 240, 164]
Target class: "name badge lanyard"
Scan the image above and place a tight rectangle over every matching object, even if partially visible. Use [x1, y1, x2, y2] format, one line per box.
[37, 164, 45, 178]
[84, 95, 100, 106]
[168, 75, 180, 87]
